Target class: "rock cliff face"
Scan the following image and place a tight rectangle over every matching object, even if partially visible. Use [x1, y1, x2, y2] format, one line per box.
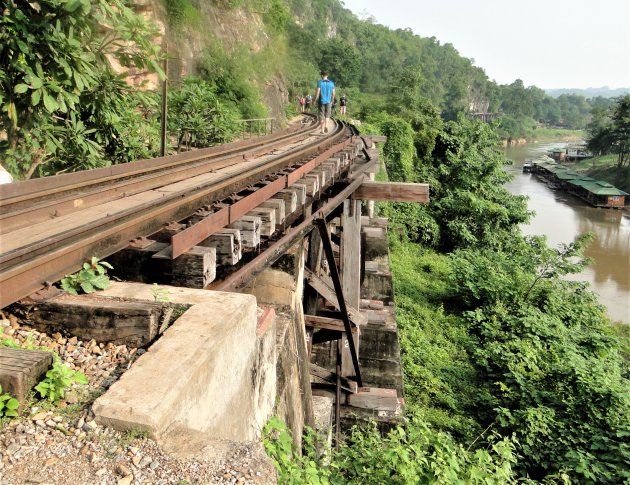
[122, 0, 289, 120]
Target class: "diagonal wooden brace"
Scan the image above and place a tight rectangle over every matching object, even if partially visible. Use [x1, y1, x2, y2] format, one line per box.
[314, 217, 363, 387]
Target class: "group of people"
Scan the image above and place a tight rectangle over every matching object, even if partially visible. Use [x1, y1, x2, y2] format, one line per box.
[298, 70, 347, 134]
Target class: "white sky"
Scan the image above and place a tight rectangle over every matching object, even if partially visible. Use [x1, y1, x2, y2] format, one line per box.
[341, 0, 630, 89]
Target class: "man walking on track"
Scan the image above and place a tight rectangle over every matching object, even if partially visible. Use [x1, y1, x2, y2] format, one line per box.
[314, 70, 335, 134]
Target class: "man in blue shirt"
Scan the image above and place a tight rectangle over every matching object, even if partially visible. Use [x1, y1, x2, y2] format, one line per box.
[314, 70, 335, 134]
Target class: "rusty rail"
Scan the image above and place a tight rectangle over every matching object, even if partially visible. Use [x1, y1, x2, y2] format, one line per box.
[0, 120, 352, 308]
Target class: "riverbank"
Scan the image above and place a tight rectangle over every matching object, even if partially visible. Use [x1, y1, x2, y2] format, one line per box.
[570, 154, 630, 194]
[502, 128, 583, 147]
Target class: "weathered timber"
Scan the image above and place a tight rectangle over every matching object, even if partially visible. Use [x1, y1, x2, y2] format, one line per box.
[109, 242, 216, 288]
[362, 226, 389, 260]
[305, 315, 358, 333]
[352, 182, 429, 202]
[277, 189, 298, 215]
[27, 294, 173, 346]
[259, 199, 286, 224]
[0, 347, 52, 408]
[310, 363, 357, 394]
[346, 387, 403, 412]
[320, 162, 337, 184]
[289, 183, 307, 205]
[304, 268, 367, 327]
[342, 200, 362, 311]
[309, 169, 327, 190]
[247, 207, 276, 237]
[200, 229, 242, 265]
[229, 215, 261, 248]
[301, 176, 319, 197]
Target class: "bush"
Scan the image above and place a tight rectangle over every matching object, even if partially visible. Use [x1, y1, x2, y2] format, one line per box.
[168, 78, 240, 150]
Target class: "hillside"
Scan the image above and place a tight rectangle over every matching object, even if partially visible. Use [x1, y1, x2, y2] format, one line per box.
[546, 87, 630, 99]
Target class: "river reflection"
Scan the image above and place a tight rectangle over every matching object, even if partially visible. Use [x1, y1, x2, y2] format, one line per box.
[504, 142, 630, 323]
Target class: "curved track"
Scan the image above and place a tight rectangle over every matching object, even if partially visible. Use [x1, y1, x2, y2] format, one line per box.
[0, 118, 362, 308]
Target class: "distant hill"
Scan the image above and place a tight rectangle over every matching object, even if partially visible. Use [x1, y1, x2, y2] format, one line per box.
[545, 87, 629, 99]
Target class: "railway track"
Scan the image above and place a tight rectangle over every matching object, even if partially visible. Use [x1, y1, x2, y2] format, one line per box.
[0, 117, 375, 309]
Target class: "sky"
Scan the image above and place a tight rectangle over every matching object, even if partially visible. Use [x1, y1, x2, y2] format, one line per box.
[341, 0, 630, 90]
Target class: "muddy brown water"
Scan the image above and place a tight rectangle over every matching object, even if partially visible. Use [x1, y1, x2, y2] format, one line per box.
[504, 141, 629, 324]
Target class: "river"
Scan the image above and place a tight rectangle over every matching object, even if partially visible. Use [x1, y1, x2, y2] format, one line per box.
[504, 142, 630, 324]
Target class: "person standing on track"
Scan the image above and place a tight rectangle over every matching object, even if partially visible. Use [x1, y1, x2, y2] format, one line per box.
[314, 70, 335, 134]
[339, 94, 347, 115]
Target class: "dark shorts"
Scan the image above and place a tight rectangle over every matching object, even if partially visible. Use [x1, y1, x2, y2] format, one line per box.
[318, 102, 332, 119]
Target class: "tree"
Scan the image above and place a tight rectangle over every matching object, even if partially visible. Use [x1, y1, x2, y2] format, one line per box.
[317, 37, 361, 88]
[0, 0, 163, 179]
[587, 95, 630, 174]
[420, 115, 530, 251]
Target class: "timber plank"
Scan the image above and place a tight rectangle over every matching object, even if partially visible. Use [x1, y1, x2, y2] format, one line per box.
[0, 347, 53, 407]
[29, 294, 172, 347]
[352, 182, 429, 203]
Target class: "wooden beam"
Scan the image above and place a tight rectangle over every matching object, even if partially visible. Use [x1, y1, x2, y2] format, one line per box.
[310, 363, 358, 394]
[305, 315, 358, 333]
[352, 182, 429, 203]
[304, 268, 367, 327]
[314, 219, 363, 387]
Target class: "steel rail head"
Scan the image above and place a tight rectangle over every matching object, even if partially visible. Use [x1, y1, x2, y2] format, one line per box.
[0, 118, 319, 205]
[0, 124, 356, 308]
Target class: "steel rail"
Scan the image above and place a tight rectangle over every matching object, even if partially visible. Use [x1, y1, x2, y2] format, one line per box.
[215, 157, 375, 293]
[0, 120, 321, 232]
[0, 116, 317, 206]
[0, 121, 351, 308]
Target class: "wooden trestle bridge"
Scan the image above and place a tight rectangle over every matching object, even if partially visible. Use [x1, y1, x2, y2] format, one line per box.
[0, 116, 429, 440]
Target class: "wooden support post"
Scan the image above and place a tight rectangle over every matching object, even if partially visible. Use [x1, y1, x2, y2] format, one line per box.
[335, 339, 342, 448]
[315, 218, 363, 387]
[304, 268, 367, 327]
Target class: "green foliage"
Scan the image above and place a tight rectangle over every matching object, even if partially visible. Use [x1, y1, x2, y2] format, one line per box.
[151, 284, 171, 303]
[317, 38, 361, 88]
[168, 78, 240, 150]
[446, 238, 630, 482]
[264, 416, 518, 483]
[390, 237, 630, 483]
[197, 44, 269, 119]
[0, 0, 164, 179]
[365, 113, 415, 182]
[263, 417, 328, 484]
[118, 427, 149, 447]
[164, 0, 200, 28]
[35, 355, 88, 403]
[0, 385, 19, 419]
[587, 95, 630, 186]
[390, 242, 480, 438]
[60, 257, 113, 295]
[420, 116, 530, 251]
[262, 0, 293, 34]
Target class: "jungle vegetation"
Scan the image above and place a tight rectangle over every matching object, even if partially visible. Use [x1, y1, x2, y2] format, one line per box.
[2, 2, 628, 482]
[0, 0, 616, 180]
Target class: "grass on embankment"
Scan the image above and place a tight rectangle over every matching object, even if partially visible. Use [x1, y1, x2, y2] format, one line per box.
[530, 127, 583, 141]
[571, 154, 630, 193]
[389, 240, 481, 442]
